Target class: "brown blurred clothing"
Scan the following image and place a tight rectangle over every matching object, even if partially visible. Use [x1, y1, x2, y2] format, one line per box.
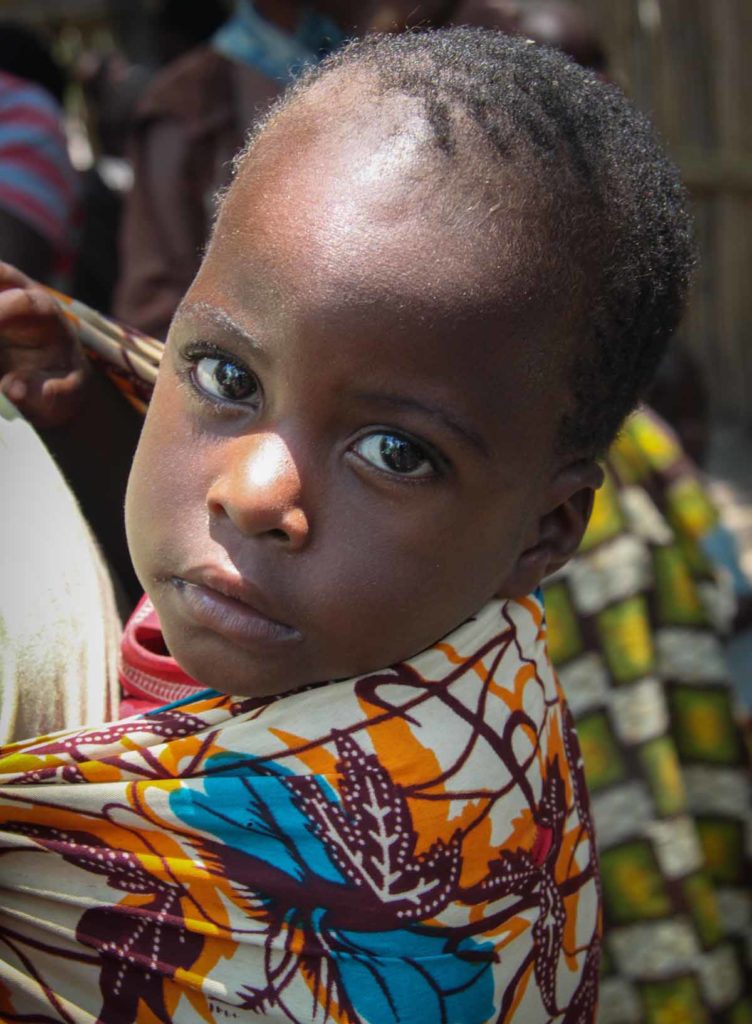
[114, 46, 280, 338]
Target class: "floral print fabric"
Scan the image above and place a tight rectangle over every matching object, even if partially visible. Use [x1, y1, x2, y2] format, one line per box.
[0, 594, 599, 1023]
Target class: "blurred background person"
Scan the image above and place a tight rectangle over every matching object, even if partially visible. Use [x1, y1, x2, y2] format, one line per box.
[113, 0, 354, 338]
[0, 22, 78, 284]
[70, 52, 149, 314]
[152, 0, 229, 66]
[544, 407, 752, 1024]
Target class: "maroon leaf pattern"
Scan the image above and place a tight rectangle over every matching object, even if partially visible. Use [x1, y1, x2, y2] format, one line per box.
[1, 819, 204, 1023]
[10, 710, 211, 785]
[287, 733, 463, 926]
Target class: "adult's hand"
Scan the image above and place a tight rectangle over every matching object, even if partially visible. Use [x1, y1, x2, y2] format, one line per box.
[0, 262, 89, 428]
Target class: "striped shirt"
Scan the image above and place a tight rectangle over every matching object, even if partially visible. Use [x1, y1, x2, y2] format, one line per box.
[0, 71, 78, 270]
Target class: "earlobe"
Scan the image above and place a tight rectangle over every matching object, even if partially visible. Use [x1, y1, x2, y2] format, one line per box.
[495, 459, 604, 598]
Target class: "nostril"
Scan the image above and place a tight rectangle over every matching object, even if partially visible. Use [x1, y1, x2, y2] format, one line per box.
[207, 499, 227, 519]
[268, 528, 288, 541]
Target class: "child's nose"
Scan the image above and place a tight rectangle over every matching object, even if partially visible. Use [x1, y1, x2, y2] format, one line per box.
[206, 433, 309, 550]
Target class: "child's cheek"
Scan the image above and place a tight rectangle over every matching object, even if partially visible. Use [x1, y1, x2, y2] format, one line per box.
[125, 381, 195, 586]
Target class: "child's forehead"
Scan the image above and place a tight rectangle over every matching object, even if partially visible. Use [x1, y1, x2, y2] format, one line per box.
[198, 81, 583, 430]
[220, 93, 564, 320]
[239, 85, 452, 221]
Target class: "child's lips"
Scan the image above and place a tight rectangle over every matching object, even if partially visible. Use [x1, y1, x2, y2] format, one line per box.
[170, 571, 302, 648]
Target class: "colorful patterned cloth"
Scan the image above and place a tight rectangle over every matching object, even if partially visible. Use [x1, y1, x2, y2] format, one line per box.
[0, 594, 600, 1022]
[0, 72, 78, 274]
[543, 410, 752, 1023]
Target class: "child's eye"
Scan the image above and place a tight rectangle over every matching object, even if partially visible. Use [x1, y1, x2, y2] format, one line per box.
[194, 356, 259, 404]
[352, 432, 435, 478]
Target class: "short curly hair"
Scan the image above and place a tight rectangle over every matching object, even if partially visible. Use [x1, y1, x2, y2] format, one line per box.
[234, 28, 694, 456]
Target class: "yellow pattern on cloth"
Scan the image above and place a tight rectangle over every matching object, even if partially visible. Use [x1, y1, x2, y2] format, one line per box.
[544, 409, 752, 1023]
[0, 594, 600, 1023]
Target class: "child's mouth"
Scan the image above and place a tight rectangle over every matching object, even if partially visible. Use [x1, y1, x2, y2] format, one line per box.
[169, 573, 302, 648]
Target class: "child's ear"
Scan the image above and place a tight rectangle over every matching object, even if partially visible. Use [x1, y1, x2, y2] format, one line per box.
[495, 459, 604, 598]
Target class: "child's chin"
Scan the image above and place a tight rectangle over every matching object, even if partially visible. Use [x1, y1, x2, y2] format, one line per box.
[168, 636, 313, 701]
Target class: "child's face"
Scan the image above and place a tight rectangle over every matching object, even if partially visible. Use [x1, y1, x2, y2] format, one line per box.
[126, 98, 595, 697]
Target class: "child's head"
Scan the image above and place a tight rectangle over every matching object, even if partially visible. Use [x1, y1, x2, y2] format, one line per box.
[125, 28, 692, 697]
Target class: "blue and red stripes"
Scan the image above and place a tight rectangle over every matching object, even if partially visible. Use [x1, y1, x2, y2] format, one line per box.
[0, 71, 78, 258]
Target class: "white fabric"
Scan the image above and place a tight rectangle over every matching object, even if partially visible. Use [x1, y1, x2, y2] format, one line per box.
[0, 393, 120, 742]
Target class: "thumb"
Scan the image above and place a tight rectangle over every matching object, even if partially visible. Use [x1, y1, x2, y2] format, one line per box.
[0, 365, 88, 428]
[0, 372, 27, 404]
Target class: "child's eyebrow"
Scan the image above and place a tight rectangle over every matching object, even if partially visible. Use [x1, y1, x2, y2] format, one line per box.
[173, 301, 488, 457]
[173, 300, 265, 355]
[353, 390, 490, 458]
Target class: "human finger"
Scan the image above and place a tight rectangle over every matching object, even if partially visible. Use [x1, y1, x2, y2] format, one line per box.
[0, 371, 27, 404]
[0, 365, 87, 427]
[0, 285, 62, 339]
[0, 261, 34, 294]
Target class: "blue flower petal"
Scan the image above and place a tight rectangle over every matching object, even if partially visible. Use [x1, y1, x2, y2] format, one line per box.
[332, 927, 496, 1024]
[169, 758, 344, 885]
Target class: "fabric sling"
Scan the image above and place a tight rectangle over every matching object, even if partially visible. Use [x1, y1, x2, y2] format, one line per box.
[0, 594, 599, 1023]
